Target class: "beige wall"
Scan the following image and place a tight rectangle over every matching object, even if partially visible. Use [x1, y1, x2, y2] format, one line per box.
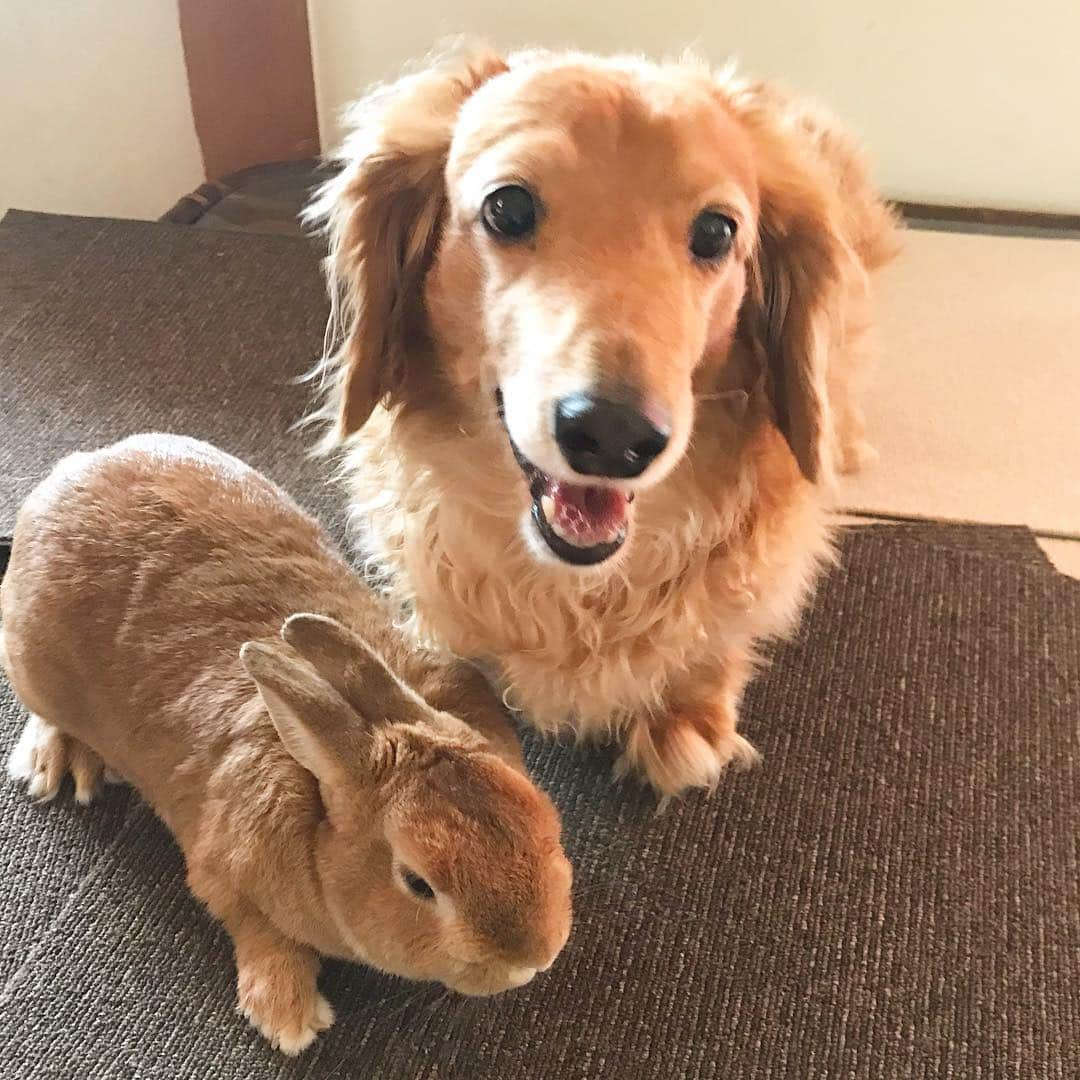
[1, 0, 203, 220]
[308, 0, 1080, 214]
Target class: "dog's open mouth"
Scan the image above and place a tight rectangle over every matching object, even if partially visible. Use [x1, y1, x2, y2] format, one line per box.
[495, 391, 631, 566]
[531, 478, 630, 565]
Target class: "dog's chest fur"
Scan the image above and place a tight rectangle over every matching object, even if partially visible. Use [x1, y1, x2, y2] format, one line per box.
[343, 406, 832, 735]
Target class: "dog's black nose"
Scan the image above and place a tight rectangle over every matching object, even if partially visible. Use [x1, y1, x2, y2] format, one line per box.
[554, 393, 670, 479]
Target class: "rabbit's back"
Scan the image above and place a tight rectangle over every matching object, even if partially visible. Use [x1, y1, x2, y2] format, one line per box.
[1, 435, 366, 800]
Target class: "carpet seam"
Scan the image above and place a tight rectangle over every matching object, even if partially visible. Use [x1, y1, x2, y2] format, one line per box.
[0, 795, 141, 1008]
[840, 507, 1080, 543]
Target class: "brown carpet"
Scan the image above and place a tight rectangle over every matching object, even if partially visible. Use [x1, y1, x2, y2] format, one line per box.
[0, 210, 336, 539]
[1, 211, 1079, 1079]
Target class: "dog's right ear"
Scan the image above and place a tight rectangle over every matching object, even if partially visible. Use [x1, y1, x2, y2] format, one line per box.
[309, 44, 508, 437]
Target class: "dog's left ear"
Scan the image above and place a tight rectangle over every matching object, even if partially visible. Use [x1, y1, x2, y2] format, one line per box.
[729, 93, 854, 483]
[310, 44, 508, 437]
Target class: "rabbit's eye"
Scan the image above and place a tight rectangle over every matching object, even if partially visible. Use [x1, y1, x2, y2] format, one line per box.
[401, 868, 435, 901]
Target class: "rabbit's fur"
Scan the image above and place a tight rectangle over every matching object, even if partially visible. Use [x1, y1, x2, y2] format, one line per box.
[1, 434, 572, 1055]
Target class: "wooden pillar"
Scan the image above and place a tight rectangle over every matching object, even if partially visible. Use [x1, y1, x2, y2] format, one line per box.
[177, 0, 320, 180]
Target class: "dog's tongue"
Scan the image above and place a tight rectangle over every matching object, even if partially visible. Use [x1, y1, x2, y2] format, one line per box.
[549, 482, 628, 547]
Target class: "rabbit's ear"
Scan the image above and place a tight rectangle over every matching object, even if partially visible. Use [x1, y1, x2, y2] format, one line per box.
[240, 639, 370, 787]
[281, 613, 435, 730]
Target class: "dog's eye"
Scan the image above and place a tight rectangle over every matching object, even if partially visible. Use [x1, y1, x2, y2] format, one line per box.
[401, 868, 436, 900]
[482, 185, 538, 241]
[689, 210, 737, 261]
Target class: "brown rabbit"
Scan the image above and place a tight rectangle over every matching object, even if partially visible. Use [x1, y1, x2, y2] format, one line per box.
[1, 434, 572, 1055]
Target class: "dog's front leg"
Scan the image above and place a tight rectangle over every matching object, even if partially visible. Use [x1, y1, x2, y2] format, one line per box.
[616, 651, 761, 798]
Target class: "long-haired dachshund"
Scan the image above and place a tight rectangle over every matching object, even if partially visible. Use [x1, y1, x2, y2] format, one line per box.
[307, 44, 900, 797]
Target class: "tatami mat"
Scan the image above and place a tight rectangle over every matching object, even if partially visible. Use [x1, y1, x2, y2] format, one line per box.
[843, 229, 1080, 537]
[1039, 538, 1080, 579]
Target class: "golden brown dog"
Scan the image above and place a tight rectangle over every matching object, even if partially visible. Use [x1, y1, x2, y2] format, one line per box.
[308, 44, 900, 797]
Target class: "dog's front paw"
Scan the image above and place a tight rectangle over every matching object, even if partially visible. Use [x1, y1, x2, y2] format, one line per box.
[238, 967, 334, 1056]
[616, 708, 760, 798]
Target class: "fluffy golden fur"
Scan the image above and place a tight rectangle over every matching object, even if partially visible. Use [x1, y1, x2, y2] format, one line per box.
[308, 44, 900, 797]
[1, 435, 571, 1055]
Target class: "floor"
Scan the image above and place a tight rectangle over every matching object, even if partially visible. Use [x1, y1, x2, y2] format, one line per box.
[841, 225, 1080, 578]
[2, 207, 1077, 1077]
[168, 165, 1080, 578]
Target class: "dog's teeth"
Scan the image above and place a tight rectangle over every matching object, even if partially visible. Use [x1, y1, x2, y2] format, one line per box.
[540, 495, 555, 523]
[551, 515, 572, 542]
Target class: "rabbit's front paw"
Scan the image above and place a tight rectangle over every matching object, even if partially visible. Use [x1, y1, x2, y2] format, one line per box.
[238, 964, 335, 1056]
[7, 714, 104, 804]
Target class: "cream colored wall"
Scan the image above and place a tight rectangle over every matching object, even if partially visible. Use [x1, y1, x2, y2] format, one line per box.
[1, 0, 203, 220]
[308, 0, 1080, 214]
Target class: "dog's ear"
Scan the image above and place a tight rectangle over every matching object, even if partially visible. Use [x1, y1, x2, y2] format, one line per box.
[730, 92, 854, 483]
[310, 45, 508, 437]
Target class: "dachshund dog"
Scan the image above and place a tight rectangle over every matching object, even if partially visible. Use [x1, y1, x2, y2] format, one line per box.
[307, 44, 900, 797]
